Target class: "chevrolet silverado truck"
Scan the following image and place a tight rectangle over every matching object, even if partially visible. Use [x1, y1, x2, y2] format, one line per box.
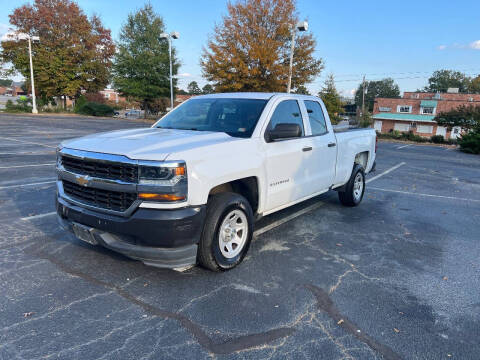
[56, 93, 376, 271]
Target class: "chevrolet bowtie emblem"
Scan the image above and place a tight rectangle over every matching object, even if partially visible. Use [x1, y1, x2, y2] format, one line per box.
[75, 175, 91, 187]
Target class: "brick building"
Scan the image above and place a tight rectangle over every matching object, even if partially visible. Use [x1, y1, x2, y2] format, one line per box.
[372, 91, 480, 139]
[99, 89, 126, 103]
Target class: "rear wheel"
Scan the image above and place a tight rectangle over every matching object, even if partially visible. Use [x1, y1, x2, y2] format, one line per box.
[338, 164, 365, 207]
[197, 192, 254, 271]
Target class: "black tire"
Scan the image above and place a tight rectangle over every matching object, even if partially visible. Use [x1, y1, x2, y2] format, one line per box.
[338, 164, 365, 207]
[197, 192, 254, 271]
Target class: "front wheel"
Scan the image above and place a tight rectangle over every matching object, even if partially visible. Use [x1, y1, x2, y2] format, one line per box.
[338, 164, 365, 207]
[197, 192, 254, 271]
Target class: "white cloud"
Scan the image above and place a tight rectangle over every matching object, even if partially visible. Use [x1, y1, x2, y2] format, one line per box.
[0, 23, 10, 41]
[470, 40, 480, 50]
[437, 45, 447, 50]
[177, 72, 192, 77]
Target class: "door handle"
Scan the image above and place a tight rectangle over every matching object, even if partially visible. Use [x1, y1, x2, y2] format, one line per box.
[328, 142, 336, 147]
[302, 146, 313, 152]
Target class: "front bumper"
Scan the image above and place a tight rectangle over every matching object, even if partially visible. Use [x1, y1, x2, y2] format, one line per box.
[56, 196, 206, 268]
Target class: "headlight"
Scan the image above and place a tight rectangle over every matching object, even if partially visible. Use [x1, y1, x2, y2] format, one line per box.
[139, 163, 186, 186]
[138, 161, 187, 202]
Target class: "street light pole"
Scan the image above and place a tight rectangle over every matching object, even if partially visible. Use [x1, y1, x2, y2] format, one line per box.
[167, 37, 173, 110]
[287, 21, 308, 93]
[286, 29, 296, 94]
[160, 31, 179, 111]
[27, 36, 38, 114]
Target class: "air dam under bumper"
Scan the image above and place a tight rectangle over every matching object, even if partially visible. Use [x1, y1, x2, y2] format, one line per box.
[56, 196, 206, 269]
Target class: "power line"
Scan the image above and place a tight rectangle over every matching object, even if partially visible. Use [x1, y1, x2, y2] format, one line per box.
[315, 68, 480, 79]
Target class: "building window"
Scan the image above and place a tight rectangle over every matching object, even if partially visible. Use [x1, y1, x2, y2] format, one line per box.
[104, 93, 110, 99]
[421, 106, 435, 114]
[397, 105, 412, 113]
[417, 125, 433, 133]
[394, 123, 410, 132]
[379, 107, 391, 112]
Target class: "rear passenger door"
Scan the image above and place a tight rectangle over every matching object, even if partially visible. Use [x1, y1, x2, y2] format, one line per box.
[302, 100, 337, 193]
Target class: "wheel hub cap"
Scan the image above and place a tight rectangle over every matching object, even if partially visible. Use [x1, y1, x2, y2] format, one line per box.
[219, 210, 248, 259]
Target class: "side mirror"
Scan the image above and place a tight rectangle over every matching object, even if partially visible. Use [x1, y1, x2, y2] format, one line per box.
[266, 123, 302, 142]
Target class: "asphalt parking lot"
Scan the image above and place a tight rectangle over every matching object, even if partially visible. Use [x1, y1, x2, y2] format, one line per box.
[0, 113, 479, 360]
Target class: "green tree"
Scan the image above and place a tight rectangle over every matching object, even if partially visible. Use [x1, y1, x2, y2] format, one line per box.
[1, 0, 115, 108]
[293, 85, 310, 95]
[201, 0, 323, 92]
[187, 81, 202, 95]
[424, 70, 470, 93]
[112, 4, 179, 117]
[469, 75, 480, 94]
[435, 105, 480, 154]
[319, 74, 344, 124]
[354, 78, 400, 112]
[0, 78, 12, 87]
[202, 83, 214, 94]
[435, 105, 480, 132]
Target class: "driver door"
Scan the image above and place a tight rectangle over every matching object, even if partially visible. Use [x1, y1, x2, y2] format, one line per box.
[263, 99, 312, 212]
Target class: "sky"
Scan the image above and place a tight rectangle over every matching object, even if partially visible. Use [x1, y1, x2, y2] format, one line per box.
[1, 0, 479, 97]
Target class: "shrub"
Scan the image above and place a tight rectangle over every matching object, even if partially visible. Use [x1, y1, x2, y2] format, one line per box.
[458, 131, 480, 154]
[5, 98, 33, 113]
[401, 131, 428, 142]
[430, 135, 445, 143]
[75, 101, 114, 117]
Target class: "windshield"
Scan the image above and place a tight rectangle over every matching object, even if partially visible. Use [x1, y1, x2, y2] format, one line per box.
[155, 98, 268, 138]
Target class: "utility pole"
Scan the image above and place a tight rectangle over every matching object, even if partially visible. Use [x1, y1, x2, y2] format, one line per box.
[361, 75, 366, 121]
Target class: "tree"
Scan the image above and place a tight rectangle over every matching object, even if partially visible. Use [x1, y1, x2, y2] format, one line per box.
[0, 78, 12, 87]
[202, 84, 215, 94]
[354, 78, 400, 112]
[1, 0, 115, 108]
[187, 81, 202, 95]
[201, 0, 323, 92]
[434, 105, 480, 132]
[319, 74, 344, 124]
[424, 70, 470, 93]
[469, 75, 480, 94]
[293, 85, 310, 95]
[112, 4, 179, 117]
[435, 105, 480, 154]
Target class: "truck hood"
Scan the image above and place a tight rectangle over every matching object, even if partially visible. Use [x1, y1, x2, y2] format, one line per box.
[61, 127, 237, 160]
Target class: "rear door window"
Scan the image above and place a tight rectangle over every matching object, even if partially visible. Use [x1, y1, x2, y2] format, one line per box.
[304, 100, 328, 136]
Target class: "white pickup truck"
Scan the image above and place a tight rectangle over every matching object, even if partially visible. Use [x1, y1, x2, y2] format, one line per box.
[56, 93, 376, 271]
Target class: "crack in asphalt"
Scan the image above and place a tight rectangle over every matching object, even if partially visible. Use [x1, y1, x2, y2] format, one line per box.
[22, 244, 295, 355]
[305, 284, 402, 360]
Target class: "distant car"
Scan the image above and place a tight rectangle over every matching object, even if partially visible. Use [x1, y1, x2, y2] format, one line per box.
[125, 109, 142, 118]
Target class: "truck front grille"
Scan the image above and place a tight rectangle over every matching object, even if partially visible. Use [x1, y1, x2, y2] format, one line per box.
[62, 180, 137, 212]
[61, 155, 138, 183]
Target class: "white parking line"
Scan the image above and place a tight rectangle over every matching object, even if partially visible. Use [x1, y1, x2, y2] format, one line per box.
[21, 212, 57, 221]
[366, 162, 406, 184]
[396, 144, 411, 149]
[254, 202, 325, 237]
[0, 163, 55, 169]
[0, 151, 55, 155]
[0, 136, 56, 148]
[0, 180, 56, 190]
[369, 187, 480, 202]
